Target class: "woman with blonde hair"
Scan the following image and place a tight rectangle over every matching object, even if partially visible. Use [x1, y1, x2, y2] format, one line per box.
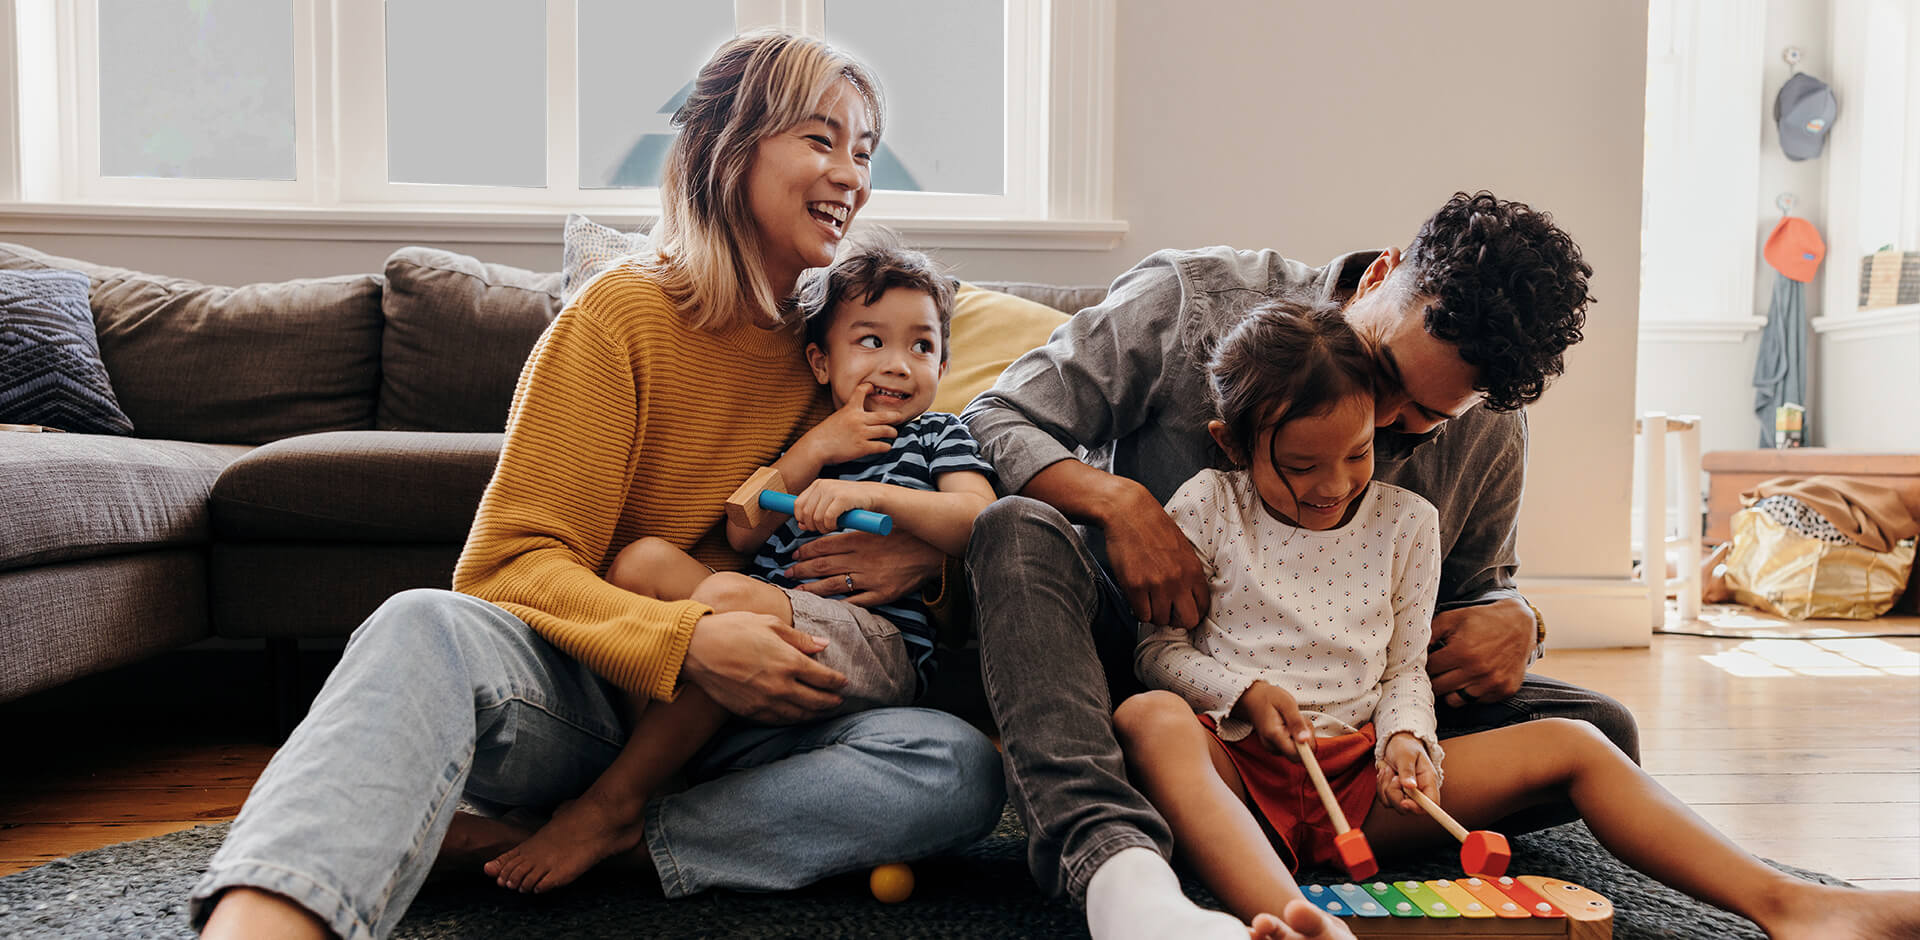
[192, 31, 1004, 939]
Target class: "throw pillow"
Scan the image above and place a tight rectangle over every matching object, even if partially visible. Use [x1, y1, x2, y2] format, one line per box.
[931, 284, 1072, 417]
[562, 213, 652, 302]
[0, 269, 134, 434]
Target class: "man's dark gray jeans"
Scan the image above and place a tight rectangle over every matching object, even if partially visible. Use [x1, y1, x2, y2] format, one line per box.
[966, 496, 1641, 903]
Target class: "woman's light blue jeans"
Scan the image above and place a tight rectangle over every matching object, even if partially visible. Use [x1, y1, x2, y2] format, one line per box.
[188, 589, 1005, 940]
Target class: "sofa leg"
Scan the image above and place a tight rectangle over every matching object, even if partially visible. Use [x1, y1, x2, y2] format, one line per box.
[269, 637, 302, 742]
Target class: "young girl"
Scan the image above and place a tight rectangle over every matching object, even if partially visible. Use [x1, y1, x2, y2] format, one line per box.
[1115, 300, 1919, 940]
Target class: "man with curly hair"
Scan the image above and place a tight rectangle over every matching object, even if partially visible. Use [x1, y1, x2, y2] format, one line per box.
[962, 191, 1633, 940]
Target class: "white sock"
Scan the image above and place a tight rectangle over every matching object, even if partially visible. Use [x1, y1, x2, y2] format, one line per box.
[1084, 846, 1248, 940]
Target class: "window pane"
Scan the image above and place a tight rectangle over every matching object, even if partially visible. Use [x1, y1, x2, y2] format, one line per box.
[98, 0, 295, 181]
[826, 0, 1004, 195]
[577, 1, 735, 190]
[386, 0, 545, 187]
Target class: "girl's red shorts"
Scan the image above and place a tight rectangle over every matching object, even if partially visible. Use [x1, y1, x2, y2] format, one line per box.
[1200, 716, 1378, 873]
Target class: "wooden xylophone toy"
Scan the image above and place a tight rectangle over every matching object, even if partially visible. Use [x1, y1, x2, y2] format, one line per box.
[1299, 875, 1614, 938]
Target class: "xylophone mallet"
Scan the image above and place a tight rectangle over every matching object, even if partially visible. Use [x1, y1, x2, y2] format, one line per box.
[725, 466, 893, 535]
[1409, 789, 1511, 876]
[1296, 744, 1378, 881]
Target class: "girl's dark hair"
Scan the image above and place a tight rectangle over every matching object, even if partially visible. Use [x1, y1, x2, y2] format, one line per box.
[1207, 299, 1375, 466]
[798, 232, 956, 363]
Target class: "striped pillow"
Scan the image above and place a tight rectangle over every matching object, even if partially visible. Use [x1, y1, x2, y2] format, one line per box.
[0, 269, 133, 434]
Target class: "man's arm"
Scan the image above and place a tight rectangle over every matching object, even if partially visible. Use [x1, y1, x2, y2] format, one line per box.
[961, 252, 1212, 628]
[1424, 410, 1536, 705]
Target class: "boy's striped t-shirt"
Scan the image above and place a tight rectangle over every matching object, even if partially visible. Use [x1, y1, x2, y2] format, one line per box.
[751, 410, 993, 695]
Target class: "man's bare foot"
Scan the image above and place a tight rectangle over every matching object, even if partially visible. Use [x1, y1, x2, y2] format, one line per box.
[1760, 882, 1920, 939]
[1248, 899, 1355, 940]
[432, 812, 534, 880]
[483, 793, 649, 893]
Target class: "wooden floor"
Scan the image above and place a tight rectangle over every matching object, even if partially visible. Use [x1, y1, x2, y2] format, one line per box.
[3, 607, 1917, 890]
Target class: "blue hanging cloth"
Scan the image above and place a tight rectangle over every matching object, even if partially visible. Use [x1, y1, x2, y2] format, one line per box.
[1751, 272, 1807, 447]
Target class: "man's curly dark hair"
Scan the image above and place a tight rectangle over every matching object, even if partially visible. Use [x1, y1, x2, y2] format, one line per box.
[1403, 191, 1593, 412]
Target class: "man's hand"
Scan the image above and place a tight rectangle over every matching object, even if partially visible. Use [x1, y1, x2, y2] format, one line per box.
[1375, 731, 1439, 814]
[785, 529, 944, 606]
[1232, 681, 1313, 759]
[1427, 597, 1535, 708]
[1105, 484, 1210, 629]
[681, 610, 846, 724]
[793, 382, 897, 468]
[790, 479, 887, 535]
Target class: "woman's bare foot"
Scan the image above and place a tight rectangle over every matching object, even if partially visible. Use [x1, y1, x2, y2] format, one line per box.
[1759, 882, 1920, 939]
[432, 811, 534, 880]
[199, 887, 330, 940]
[483, 793, 649, 893]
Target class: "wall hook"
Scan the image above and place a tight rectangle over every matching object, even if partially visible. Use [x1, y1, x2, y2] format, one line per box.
[1776, 192, 1797, 216]
[1783, 46, 1802, 71]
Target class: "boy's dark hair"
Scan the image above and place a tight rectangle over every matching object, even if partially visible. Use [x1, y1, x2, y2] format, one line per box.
[1207, 299, 1375, 467]
[1403, 191, 1593, 413]
[798, 234, 956, 363]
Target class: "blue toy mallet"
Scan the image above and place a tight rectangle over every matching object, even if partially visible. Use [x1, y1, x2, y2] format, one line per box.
[726, 466, 892, 535]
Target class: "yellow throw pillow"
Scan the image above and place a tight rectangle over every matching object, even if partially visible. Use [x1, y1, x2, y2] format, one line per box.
[932, 284, 1072, 417]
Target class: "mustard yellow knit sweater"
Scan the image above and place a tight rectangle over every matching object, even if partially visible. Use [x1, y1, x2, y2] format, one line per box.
[453, 265, 829, 700]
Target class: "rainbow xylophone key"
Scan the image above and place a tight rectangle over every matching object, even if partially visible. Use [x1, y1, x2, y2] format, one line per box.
[1297, 877, 1614, 938]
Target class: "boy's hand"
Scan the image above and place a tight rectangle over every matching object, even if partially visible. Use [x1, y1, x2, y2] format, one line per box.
[1232, 681, 1313, 759]
[791, 478, 888, 536]
[796, 382, 898, 468]
[1376, 731, 1439, 814]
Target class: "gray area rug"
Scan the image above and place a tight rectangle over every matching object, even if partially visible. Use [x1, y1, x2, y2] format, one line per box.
[0, 806, 1848, 939]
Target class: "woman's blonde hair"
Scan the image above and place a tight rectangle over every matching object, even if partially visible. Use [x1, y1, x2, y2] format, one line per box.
[643, 30, 883, 332]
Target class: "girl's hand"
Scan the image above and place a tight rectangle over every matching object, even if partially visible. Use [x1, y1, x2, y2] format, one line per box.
[1376, 732, 1439, 815]
[791, 478, 887, 535]
[795, 382, 898, 468]
[1231, 681, 1313, 759]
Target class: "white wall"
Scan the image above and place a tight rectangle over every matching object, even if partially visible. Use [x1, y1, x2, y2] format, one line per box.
[0, 1, 1652, 643]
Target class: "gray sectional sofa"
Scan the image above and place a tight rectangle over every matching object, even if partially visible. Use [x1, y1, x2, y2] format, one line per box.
[0, 238, 1102, 729]
[0, 241, 564, 716]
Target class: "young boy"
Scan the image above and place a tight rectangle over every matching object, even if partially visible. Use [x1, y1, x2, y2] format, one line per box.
[484, 242, 997, 894]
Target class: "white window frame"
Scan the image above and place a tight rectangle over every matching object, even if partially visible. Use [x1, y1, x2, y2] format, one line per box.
[3, 0, 1120, 247]
[1817, 0, 1920, 333]
[1637, 0, 1767, 343]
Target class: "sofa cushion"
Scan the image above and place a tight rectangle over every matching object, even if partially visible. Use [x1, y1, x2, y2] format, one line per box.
[969, 280, 1109, 318]
[0, 242, 384, 445]
[563, 213, 651, 303]
[211, 430, 502, 542]
[379, 248, 563, 432]
[932, 284, 1074, 417]
[0, 432, 250, 570]
[0, 269, 135, 434]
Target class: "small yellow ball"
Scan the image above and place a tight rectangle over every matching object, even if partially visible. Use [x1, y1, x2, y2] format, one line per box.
[869, 862, 914, 903]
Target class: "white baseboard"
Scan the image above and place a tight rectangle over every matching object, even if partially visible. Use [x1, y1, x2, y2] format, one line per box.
[1517, 577, 1652, 650]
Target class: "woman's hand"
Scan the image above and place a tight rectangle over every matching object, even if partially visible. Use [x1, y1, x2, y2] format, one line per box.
[794, 383, 897, 469]
[1375, 731, 1440, 814]
[785, 530, 943, 606]
[1232, 681, 1313, 759]
[680, 610, 847, 724]
[790, 479, 888, 535]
